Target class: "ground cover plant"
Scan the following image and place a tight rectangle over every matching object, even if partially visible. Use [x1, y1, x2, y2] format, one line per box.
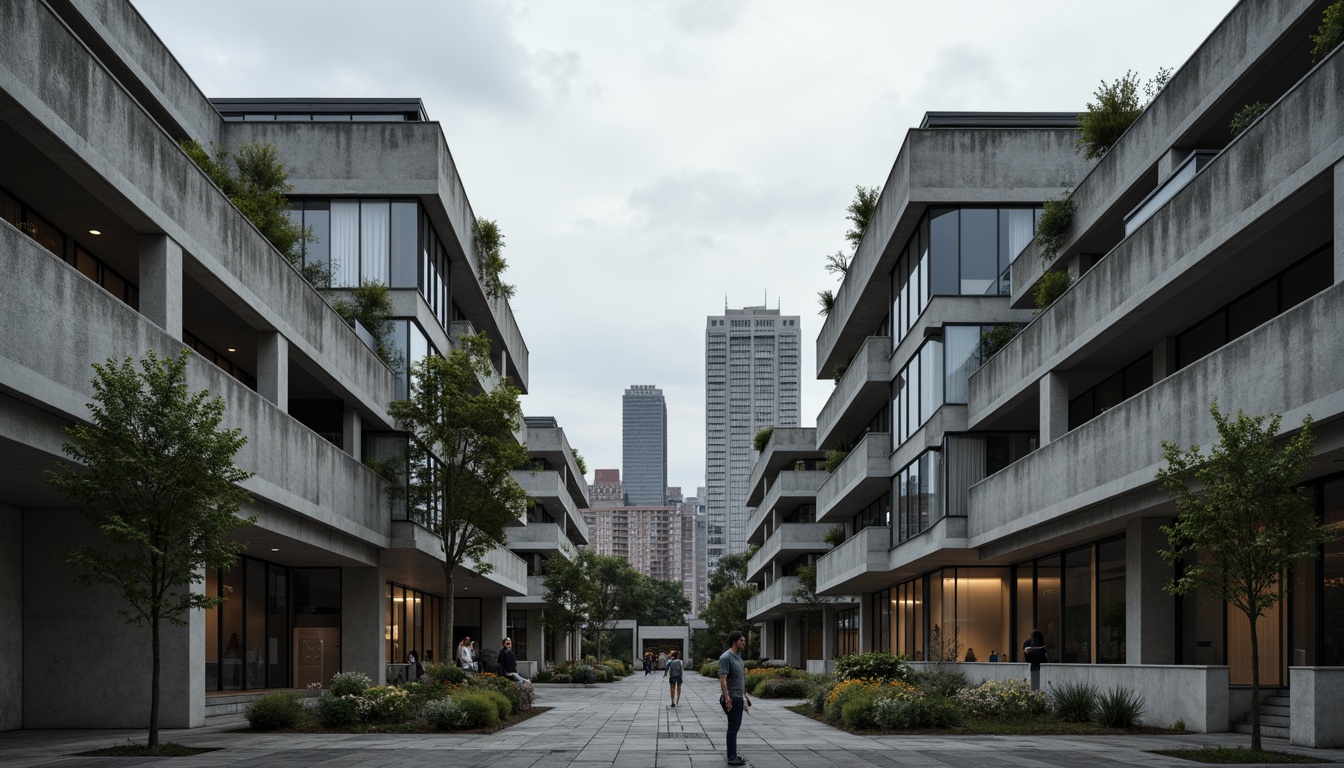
[243, 668, 541, 733]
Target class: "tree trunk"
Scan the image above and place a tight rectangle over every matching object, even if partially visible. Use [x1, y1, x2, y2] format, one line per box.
[149, 614, 160, 749]
[442, 565, 456, 667]
[1249, 613, 1261, 753]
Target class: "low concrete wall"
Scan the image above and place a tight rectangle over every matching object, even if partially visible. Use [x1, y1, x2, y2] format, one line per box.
[1290, 667, 1344, 748]
[906, 661, 1229, 732]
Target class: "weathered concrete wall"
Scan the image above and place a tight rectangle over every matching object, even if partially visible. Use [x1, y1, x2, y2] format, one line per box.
[23, 509, 203, 728]
[1010, 0, 1324, 306]
[0, 2, 395, 419]
[46, 0, 222, 144]
[0, 226, 391, 546]
[817, 337, 891, 450]
[1290, 667, 1344, 747]
[975, 47, 1344, 425]
[906, 661, 1229, 732]
[819, 129, 1085, 374]
[816, 432, 891, 524]
[341, 566, 387, 685]
[0, 505, 20, 731]
[968, 280, 1344, 546]
[816, 525, 889, 595]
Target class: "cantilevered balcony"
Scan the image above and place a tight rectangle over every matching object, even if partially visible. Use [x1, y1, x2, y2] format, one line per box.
[512, 470, 587, 548]
[746, 577, 801, 621]
[747, 470, 828, 544]
[746, 427, 821, 505]
[816, 525, 891, 595]
[505, 522, 579, 561]
[746, 523, 832, 581]
[508, 575, 549, 608]
[815, 433, 891, 524]
[816, 337, 891, 450]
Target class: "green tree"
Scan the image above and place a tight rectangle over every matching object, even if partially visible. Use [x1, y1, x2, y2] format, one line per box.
[472, 218, 515, 301]
[181, 140, 327, 287]
[541, 554, 588, 663]
[386, 333, 531, 665]
[1156, 403, 1332, 752]
[702, 549, 759, 657]
[585, 553, 642, 661]
[817, 288, 835, 316]
[707, 550, 752, 599]
[331, 280, 401, 367]
[1075, 69, 1170, 160]
[844, 184, 881, 250]
[1311, 0, 1343, 62]
[752, 426, 774, 453]
[632, 576, 693, 626]
[46, 350, 254, 749]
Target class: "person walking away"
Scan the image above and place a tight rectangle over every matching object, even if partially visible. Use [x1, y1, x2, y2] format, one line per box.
[643, 652, 653, 676]
[1023, 628, 1047, 690]
[664, 649, 684, 707]
[718, 630, 750, 766]
[499, 637, 525, 686]
[658, 650, 668, 670]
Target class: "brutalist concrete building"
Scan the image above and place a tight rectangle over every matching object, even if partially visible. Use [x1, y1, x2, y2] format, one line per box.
[0, 0, 584, 730]
[759, 0, 1344, 742]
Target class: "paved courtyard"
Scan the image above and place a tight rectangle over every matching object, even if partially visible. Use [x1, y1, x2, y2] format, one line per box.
[2, 671, 1342, 767]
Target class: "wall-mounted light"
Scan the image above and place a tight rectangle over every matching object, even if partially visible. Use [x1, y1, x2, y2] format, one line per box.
[88, 229, 102, 236]
[271, 547, 280, 552]
[227, 348, 237, 352]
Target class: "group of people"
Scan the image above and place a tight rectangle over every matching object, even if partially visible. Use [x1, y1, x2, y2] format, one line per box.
[400, 636, 527, 688]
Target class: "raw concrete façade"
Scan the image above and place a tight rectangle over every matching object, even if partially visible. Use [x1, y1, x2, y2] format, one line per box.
[747, 0, 1344, 745]
[0, 0, 587, 732]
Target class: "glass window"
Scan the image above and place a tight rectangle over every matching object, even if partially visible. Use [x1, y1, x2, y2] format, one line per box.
[1096, 538, 1125, 663]
[929, 208, 959, 296]
[390, 201, 418, 288]
[304, 201, 330, 276]
[1228, 281, 1277, 340]
[360, 200, 390, 285]
[1014, 563, 1034, 662]
[1062, 546, 1092, 663]
[1280, 248, 1331, 311]
[1036, 555, 1061, 663]
[1177, 311, 1226, 369]
[1324, 480, 1344, 665]
[944, 325, 981, 404]
[330, 201, 360, 287]
[1000, 208, 1036, 271]
[920, 340, 942, 424]
[960, 208, 998, 295]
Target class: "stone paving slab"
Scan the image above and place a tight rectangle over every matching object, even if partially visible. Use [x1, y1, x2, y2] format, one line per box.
[2, 670, 1343, 767]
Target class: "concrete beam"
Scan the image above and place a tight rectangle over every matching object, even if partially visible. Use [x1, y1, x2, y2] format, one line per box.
[1126, 517, 1175, 664]
[138, 235, 182, 339]
[342, 405, 362, 459]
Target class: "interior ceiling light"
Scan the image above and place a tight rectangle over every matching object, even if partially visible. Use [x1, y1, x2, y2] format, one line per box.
[270, 547, 279, 551]
[227, 348, 237, 352]
[88, 229, 101, 235]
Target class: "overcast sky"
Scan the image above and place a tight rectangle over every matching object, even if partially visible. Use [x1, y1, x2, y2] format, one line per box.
[135, 0, 1236, 492]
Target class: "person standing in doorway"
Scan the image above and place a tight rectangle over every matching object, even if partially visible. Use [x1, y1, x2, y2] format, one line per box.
[664, 649, 684, 707]
[718, 630, 750, 766]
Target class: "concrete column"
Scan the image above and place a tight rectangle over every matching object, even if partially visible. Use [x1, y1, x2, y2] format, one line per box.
[342, 405, 362, 459]
[524, 608, 545, 664]
[480, 597, 506, 663]
[858, 593, 873, 653]
[784, 612, 803, 668]
[1335, 161, 1343, 284]
[341, 565, 386, 684]
[1125, 517, 1176, 664]
[257, 332, 288, 411]
[1, 505, 22, 731]
[1152, 336, 1177, 382]
[138, 235, 182, 339]
[1158, 147, 1192, 184]
[821, 604, 836, 669]
[1038, 372, 1069, 445]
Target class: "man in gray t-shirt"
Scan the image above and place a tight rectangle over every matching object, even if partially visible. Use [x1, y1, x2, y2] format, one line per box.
[718, 630, 750, 766]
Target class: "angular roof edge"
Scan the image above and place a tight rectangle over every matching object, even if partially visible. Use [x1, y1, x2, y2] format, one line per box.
[919, 111, 1080, 129]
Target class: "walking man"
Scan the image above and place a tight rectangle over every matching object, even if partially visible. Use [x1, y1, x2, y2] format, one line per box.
[718, 630, 750, 766]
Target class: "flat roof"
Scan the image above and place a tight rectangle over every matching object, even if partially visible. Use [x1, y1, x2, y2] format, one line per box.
[211, 98, 429, 121]
[919, 111, 1080, 129]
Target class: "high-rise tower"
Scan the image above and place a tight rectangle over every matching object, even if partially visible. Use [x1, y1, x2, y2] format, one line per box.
[622, 385, 668, 505]
[705, 306, 800, 573]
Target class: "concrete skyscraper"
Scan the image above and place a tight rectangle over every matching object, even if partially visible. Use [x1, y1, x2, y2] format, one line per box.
[705, 306, 800, 573]
[622, 385, 668, 505]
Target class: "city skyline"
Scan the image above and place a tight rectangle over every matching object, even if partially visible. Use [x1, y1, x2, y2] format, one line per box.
[131, 0, 1237, 492]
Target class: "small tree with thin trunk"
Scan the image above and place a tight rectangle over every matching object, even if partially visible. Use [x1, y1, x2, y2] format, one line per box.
[1156, 402, 1332, 752]
[585, 552, 641, 662]
[541, 553, 587, 662]
[387, 333, 530, 667]
[46, 350, 253, 750]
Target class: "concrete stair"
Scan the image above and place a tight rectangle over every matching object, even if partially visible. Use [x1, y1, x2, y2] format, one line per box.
[1230, 690, 1290, 739]
[205, 689, 317, 721]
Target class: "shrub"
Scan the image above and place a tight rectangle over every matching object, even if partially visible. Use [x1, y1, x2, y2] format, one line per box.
[1033, 270, 1072, 312]
[329, 671, 372, 697]
[755, 678, 812, 698]
[810, 683, 830, 714]
[743, 660, 760, 670]
[1075, 69, 1168, 160]
[572, 665, 597, 685]
[980, 323, 1022, 359]
[423, 698, 464, 730]
[363, 685, 412, 722]
[244, 692, 305, 730]
[1095, 686, 1145, 728]
[955, 679, 1049, 719]
[753, 426, 774, 453]
[1035, 194, 1076, 263]
[483, 689, 512, 720]
[700, 661, 720, 678]
[1311, 0, 1343, 62]
[823, 525, 847, 547]
[425, 662, 467, 686]
[824, 448, 849, 473]
[840, 688, 882, 730]
[1228, 102, 1269, 137]
[474, 676, 523, 714]
[913, 668, 968, 697]
[1050, 681, 1098, 723]
[316, 693, 366, 727]
[599, 658, 630, 676]
[450, 690, 502, 728]
[824, 679, 917, 722]
[835, 652, 912, 683]
[535, 669, 554, 683]
[872, 694, 962, 729]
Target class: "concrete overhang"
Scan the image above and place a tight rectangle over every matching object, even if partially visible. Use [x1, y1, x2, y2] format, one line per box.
[885, 515, 976, 580]
[816, 127, 1087, 377]
[816, 337, 891, 450]
[524, 424, 593, 513]
[386, 524, 526, 597]
[746, 577, 802, 621]
[746, 523, 832, 581]
[815, 433, 891, 525]
[746, 427, 821, 504]
[746, 471, 827, 543]
[817, 525, 892, 595]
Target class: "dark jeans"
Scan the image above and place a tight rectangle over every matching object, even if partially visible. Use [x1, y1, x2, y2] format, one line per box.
[726, 695, 744, 758]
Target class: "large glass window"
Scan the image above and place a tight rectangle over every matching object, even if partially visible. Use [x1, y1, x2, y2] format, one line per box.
[836, 607, 860, 657]
[1322, 480, 1344, 665]
[1062, 546, 1093, 663]
[1096, 538, 1126, 663]
[893, 449, 942, 544]
[387, 582, 442, 667]
[1068, 353, 1153, 431]
[892, 339, 945, 449]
